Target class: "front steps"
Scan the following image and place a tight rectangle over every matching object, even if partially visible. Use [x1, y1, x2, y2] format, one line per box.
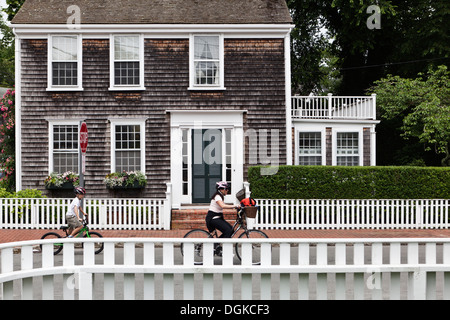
[171, 207, 237, 230]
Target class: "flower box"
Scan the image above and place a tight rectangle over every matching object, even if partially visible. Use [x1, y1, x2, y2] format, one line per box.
[103, 171, 147, 189]
[45, 172, 79, 190]
[45, 181, 75, 190]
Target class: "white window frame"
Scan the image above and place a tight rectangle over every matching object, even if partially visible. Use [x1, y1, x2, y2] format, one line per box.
[332, 128, 363, 166]
[48, 120, 80, 174]
[296, 129, 326, 166]
[109, 34, 145, 91]
[110, 118, 146, 173]
[47, 35, 83, 91]
[189, 34, 225, 90]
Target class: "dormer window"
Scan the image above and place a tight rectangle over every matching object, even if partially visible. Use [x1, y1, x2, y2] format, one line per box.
[47, 35, 83, 91]
[189, 35, 225, 90]
[109, 35, 145, 91]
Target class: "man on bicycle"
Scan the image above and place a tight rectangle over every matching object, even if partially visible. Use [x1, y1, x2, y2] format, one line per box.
[206, 181, 240, 241]
[66, 187, 88, 238]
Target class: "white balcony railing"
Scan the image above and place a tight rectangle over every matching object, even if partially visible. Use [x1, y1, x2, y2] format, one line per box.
[292, 94, 376, 120]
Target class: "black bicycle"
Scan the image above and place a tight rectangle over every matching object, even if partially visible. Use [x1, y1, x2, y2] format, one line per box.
[181, 206, 268, 265]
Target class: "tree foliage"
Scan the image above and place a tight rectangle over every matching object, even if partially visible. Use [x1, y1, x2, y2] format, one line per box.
[3, 0, 24, 22]
[288, 0, 450, 95]
[371, 65, 450, 166]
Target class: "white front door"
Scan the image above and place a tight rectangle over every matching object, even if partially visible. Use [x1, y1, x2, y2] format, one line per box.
[169, 110, 244, 208]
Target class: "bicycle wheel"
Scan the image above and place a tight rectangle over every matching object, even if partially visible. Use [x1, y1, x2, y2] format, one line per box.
[84, 231, 104, 254]
[235, 230, 269, 265]
[40, 232, 63, 255]
[181, 229, 212, 265]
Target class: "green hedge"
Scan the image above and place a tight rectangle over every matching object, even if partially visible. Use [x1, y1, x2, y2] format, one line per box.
[248, 166, 450, 199]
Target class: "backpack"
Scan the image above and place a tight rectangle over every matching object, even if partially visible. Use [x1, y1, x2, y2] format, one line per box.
[240, 197, 256, 207]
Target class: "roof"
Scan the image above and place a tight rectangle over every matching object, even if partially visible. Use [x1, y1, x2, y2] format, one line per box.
[11, 0, 292, 25]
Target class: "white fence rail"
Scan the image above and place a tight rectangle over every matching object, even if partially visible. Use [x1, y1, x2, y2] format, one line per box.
[0, 198, 168, 230]
[254, 199, 450, 230]
[1, 238, 450, 300]
[1, 198, 449, 230]
[292, 94, 376, 120]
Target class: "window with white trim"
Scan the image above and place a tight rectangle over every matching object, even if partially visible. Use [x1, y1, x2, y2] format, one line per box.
[48, 35, 82, 90]
[51, 124, 79, 173]
[110, 120, 146, 172]
[110, 35, 144, 90]
[298, 132, 322, 165]
[336, 132, 360, 166]
[190, 35, 224, 89]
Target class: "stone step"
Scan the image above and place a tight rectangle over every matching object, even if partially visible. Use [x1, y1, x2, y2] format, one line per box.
[171, 208, 237, 230]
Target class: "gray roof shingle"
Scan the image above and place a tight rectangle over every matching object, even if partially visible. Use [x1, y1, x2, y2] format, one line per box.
[12, 0, 292, 25]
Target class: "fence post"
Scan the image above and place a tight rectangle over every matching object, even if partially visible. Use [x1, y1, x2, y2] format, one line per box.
[164, 183, 172, 230]
[327, 93, 333, 118]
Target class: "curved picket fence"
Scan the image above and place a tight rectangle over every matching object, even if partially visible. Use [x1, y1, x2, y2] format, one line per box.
[1, 237, 450, 300]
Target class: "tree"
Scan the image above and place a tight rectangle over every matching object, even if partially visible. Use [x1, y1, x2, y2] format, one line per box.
[0, 14, 15, 87]
[287, 0, 450, 95]
[3, 0, 25, 22]
[371, 65, 450, 166]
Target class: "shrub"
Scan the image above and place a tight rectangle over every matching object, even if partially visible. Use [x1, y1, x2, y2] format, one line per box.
[248, 166, 450, 199]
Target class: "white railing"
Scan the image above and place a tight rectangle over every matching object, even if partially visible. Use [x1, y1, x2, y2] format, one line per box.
[0, 198, 169, 230]
[253, 199, 450, 230]
[1, 238, 450, 300]
[292, 94, 376, 120]
[1, 198, 449, 231]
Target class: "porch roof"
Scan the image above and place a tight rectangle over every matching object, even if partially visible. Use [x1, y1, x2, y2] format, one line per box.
[12, 0, 292, 25]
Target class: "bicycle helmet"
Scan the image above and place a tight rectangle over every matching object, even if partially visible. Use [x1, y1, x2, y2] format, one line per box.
[215, 181, 229, 190]
[74, 187, 86, 195]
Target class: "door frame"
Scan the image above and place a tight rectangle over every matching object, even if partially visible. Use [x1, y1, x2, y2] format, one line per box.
[168, 110, 245, 208]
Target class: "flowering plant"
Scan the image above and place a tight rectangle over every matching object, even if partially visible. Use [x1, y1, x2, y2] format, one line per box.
[44, 171, 79, 188]
[103, 171, 147, 188]
[0, 88, 15, 191]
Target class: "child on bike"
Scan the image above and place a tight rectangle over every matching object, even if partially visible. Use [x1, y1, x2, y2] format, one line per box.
[66, 187, 88, 238]
[206, 181, 240, 241]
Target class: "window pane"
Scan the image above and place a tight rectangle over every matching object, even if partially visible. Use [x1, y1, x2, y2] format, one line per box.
[115, 125, 142, 172]
[52, 36, 77, 61]
[337, 132, 359, 166]
[53, 125, 78, 173]
[298, 132, 322, 165]
[194, 36, 219, 60]
[337, 132, 359, 155]
[52, 62, 78, 86]
[114, 62, 140, 85]
[114, 36, 139, 60]
[193, 36, 220, 86]
[195, 61, 219, 85]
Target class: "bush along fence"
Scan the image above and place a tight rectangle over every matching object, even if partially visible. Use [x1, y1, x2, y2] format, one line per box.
[248, 166, 450, 199]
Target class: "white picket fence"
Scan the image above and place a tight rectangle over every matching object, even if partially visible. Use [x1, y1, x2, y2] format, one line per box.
[0, 198, 169, 230]
[1, 237, 450, 300]
[0, 198, 449, 230]
[254, 199, 450, 230]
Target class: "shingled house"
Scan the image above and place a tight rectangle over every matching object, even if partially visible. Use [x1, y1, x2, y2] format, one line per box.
[12, 0, 378, 208]
[11, 0, 294, 207]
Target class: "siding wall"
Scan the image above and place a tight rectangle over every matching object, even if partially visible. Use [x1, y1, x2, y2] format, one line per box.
[19, 38, 287, 198]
